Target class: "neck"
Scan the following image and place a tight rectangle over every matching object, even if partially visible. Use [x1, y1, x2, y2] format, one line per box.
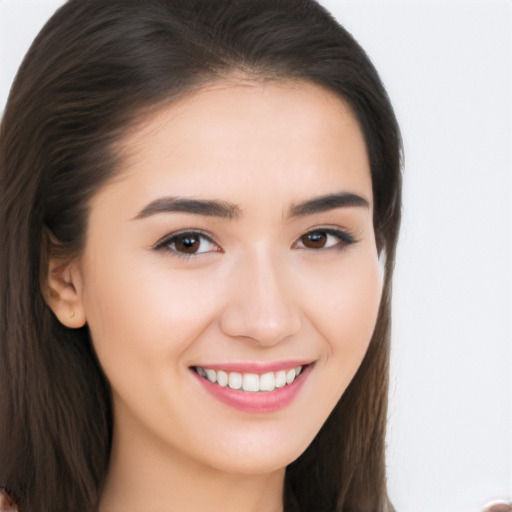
[99, 416, 285, 512]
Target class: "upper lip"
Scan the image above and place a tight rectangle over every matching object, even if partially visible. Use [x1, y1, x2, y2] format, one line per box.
[190, 360, 313, 373]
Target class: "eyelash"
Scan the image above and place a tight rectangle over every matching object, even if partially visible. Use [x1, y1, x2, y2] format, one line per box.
[293, 228, 356, 250]
[153, 230, 220, 259]
[153, 227, 356, 258]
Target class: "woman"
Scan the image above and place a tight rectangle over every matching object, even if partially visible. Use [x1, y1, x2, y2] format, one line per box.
[0, 1, 402, 511]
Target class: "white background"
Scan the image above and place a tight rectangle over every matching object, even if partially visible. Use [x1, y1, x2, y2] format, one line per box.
[1, 1, 511, 511]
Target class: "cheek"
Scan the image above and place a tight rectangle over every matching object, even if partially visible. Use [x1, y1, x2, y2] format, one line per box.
[305, 250, 382, 343]
[337, 259, 382, 344]
[302, 249, 382, 394]
[79, 249, 222, 377]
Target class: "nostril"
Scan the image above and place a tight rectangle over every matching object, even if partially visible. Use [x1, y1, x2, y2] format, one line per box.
[218, 305, 301, 346]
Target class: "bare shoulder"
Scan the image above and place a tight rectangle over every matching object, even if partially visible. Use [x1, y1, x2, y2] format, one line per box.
[0, 489, 18, 512]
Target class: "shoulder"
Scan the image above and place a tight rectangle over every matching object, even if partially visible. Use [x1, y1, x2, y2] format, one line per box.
[0, 489, 18, 512]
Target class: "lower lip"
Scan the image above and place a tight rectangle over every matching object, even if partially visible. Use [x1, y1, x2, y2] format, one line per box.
[191, 365, 311, 414]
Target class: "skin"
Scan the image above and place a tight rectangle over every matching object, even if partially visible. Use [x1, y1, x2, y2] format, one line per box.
[47, 80, 382, 512]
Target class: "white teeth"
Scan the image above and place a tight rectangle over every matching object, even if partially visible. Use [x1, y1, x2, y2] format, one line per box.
[195, 365, 305, 392]
[217, 370, 228, 387]
[275, 370, 287, 388]
[228, 372, 242, 390]
[205, 369, 216, 383]
[242, 373, 259, 392]
[259, 372, 275, 391]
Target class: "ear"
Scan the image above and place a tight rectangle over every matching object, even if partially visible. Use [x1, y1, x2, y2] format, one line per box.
[43, 257, 87, 329]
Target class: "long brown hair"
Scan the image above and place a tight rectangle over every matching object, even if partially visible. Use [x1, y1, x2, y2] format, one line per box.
[0, 1, 402, 510]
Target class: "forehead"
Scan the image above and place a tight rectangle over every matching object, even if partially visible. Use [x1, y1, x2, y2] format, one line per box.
[102, 79, 372, 210]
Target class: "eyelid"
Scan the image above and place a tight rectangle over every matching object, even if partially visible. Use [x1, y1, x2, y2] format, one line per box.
[153, 229, 221, 256]
[293, 227, 357, 249]
[152, 226, 356, 257]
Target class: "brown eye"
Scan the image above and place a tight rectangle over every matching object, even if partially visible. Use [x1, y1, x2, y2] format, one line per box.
[155, 231, 219, 256]
[295, 229, 355, 250]
[300, 231, 328, 249]
[174, 234, 201, 253]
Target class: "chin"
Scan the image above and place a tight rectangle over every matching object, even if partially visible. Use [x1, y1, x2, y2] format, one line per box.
[198, 428, 314, 476]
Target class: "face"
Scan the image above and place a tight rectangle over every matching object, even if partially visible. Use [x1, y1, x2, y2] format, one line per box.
[70, 81, 382, 475]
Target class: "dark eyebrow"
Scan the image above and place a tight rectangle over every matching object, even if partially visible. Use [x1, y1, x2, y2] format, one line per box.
[289, 192, 370, 217]
[133, 192, 368, 221]
[132, 197, 241, 220]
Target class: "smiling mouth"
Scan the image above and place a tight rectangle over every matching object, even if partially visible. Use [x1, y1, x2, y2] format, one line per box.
[191, 365, 305, 393]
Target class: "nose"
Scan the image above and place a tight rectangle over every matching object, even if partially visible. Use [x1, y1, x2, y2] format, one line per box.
[219, 249, 302, 346]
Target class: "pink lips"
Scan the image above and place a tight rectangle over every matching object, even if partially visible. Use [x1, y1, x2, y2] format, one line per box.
[191, 362, 312, 414]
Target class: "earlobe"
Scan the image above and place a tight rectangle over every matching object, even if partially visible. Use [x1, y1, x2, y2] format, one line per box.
[43, 259, 87, 328]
